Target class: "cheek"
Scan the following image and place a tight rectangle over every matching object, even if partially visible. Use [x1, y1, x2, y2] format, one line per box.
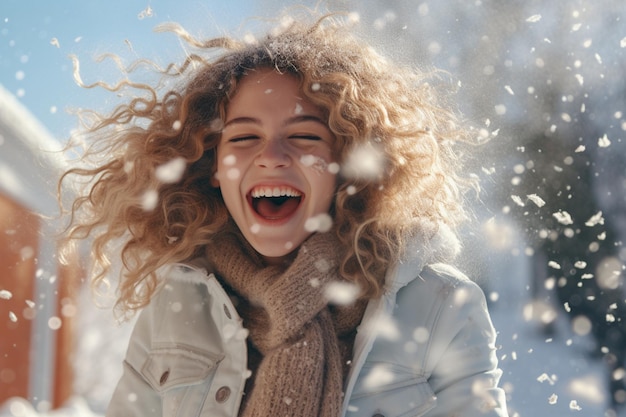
[216, 153, 243, 183]
[300, 154, 339, 176]
[312, 171, 338, 207]
[219, 167, 242, 182]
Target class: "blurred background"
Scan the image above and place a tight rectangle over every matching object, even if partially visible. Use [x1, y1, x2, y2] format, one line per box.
[1, 0, 625, 416]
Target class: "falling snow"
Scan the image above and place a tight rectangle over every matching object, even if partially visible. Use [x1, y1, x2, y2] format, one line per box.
[584, 211, 604, 227]
[323, 281, 360, 306]
[537, 373, 556, 385]
[304, 213, 333, 233]
[511, 195, 525, 207]
[598, 134, 611, 148]
[342, 143, 385, 180]
[141, 189, 158, 211]
[547, 260, 561, 270]
[155, 157, 186, 184]
[137, 6, 154, 20]
[362, 365, 394, 390]
[2, 1, 626, 416]
[552, 211, 574, 225]
[526, 14, 542, 23]
[527, 194, 545, 207]
[569, 400, 582, 411]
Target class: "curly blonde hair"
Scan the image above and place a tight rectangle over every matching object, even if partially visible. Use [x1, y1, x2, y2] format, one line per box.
[60, 13, 475, 315]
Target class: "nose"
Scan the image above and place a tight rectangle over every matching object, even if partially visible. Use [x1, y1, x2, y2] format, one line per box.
[254, 138, 291, 169]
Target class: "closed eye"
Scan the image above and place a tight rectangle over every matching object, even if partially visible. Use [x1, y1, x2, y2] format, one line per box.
[228, 135, 259, 143]
[289, 135, 322, 141]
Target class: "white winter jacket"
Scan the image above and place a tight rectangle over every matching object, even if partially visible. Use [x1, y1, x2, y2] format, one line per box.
[107, 252, 509, 417]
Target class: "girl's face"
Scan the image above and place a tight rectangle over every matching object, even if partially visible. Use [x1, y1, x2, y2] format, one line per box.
[215, 69, 337, 265]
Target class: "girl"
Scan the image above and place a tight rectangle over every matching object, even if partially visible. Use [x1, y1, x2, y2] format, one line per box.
[61, 12, 509, 417]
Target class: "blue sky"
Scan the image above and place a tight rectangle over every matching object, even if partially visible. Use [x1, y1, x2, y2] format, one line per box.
[0, 0, 281, 141]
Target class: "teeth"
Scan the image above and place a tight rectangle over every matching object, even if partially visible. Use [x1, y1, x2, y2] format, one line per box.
[250, 186, 302, 198]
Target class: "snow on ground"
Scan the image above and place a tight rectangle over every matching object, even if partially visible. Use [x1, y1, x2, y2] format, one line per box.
[0, 397, 100, 417]
[1, 228, 623, 417]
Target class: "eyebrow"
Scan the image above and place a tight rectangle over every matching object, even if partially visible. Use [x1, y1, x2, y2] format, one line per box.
[223, 114, 328, 129]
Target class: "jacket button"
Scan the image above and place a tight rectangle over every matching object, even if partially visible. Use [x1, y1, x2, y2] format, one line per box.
[215, 386, 231, 403]
[223, 304, 232, 319]
[159, 370, 170, 385]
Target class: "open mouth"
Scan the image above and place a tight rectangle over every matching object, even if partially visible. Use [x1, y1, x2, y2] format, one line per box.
[248, 186, 303, 220]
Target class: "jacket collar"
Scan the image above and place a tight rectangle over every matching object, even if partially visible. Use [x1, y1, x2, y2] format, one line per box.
[387, 222, 460, 292]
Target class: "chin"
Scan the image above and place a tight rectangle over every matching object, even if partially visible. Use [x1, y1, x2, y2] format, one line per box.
[246, 238, 302, 264]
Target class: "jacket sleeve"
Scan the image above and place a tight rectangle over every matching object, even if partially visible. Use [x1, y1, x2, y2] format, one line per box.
[106, 301, 163, 417]
[420, 266, 508, 417]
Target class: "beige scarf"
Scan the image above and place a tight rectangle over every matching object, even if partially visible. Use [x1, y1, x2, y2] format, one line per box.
[206, 230, 365, 417]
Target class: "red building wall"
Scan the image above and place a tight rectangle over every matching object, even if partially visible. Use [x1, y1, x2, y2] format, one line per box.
[0, 192, 77, 408]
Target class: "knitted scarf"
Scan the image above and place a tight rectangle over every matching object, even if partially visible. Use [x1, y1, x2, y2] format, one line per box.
[205, 230, 365, 417]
